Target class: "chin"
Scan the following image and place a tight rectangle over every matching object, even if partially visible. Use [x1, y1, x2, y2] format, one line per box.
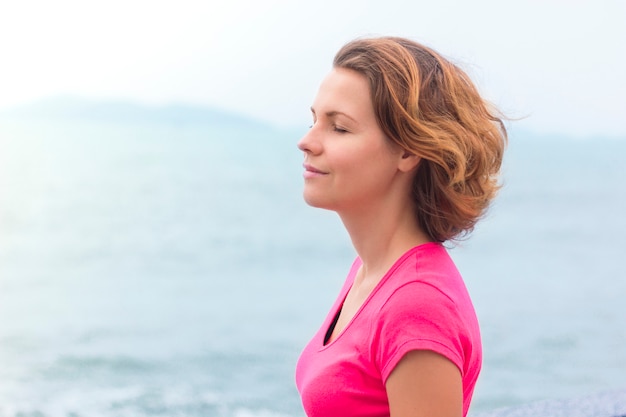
[302, 192, 333, 210]
[302, 194, 323, 208]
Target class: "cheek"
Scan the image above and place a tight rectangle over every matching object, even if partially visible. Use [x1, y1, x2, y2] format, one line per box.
[359, 148, 399, 176]
[327, 136, 398, 183]
[331, 142, 386, 170]
[338, 152, 399, 194]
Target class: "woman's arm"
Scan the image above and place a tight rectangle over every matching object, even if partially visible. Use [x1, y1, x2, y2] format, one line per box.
[386, 350, 463, 417]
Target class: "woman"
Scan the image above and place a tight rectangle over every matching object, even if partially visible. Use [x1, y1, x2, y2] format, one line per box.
[295, 37, 507, 417]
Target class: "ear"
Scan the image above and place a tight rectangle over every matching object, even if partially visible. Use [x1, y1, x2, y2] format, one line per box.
[398, 151, 421, 173]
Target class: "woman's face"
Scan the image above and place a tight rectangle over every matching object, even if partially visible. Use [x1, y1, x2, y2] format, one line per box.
[297, 68, 408, 213]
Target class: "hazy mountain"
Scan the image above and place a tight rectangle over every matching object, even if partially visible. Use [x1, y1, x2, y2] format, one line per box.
[0, 96, 273, 130]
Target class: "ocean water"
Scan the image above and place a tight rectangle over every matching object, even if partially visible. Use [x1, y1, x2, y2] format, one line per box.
[0, 116, 624, 416]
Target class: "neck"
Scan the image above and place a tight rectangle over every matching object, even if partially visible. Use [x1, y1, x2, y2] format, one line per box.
[338, 198, 431, 285]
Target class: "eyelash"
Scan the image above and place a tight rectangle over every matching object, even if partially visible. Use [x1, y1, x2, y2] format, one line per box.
[308, 121, 349, 134]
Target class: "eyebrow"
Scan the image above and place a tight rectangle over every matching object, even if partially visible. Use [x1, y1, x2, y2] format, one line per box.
[310, 107, 357, 123]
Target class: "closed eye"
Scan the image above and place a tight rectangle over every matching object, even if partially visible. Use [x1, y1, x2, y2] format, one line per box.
[333, 125, 349, 134]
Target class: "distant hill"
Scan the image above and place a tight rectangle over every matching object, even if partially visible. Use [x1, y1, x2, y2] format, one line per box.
[0, 96, 274, 130]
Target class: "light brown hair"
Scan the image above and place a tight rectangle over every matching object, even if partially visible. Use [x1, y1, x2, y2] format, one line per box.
[334, 37, 507, 242]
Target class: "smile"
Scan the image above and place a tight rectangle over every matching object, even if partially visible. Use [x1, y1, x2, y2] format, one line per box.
[303, 163, 328, 178]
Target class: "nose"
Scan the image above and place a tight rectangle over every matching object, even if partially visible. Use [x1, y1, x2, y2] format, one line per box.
[297, 126, 321, 155]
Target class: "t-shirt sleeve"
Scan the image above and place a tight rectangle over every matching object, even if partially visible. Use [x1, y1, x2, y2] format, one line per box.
[374, 281, 468, 384]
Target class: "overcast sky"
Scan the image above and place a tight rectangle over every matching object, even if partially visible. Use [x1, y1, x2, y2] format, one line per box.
[1, 0, 625, 137]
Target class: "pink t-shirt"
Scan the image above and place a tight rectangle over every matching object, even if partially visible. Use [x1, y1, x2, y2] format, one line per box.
[295, 242, 482, 417]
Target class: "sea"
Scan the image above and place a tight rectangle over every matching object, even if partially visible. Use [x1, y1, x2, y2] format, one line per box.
[0, 106, 625, 417]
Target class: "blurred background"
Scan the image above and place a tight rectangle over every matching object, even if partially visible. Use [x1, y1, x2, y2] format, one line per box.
[1, 1, 625, 416]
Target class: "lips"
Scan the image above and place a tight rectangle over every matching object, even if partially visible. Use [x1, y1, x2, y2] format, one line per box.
[303, 163, 327, 174]
[302, 163, 328, 178]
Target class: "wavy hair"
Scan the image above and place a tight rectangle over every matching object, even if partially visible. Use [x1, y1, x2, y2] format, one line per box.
[333, 37, 507, 242]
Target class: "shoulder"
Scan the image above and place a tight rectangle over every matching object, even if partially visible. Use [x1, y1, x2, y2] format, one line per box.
[378, 243, 478, 337]
[370, 243, 481, 381]
[381, 243, 466, 304]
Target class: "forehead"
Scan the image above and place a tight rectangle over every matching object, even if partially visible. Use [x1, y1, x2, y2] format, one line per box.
[312, 68, 375, 119]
